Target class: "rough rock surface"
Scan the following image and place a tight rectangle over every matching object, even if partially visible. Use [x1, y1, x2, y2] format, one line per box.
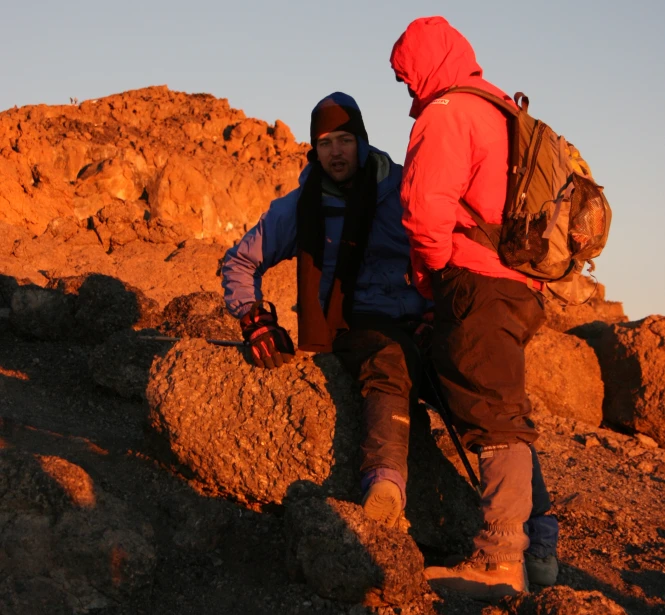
[146, 340, 363, 506]
[285, 495, 429, 609]
[0, 87, 309, 317]
[0, 442, 155, 614]
[9, 274, 163, 342]
[0, 86, 308, 239]
[73, 273, 162, 339]
[2, 299, 665, 614]
[9, 285, 76, 340]
[591, 316, 665, 446]
[158, 291, 241, 341]
[544, 281, 627, 333]
[261, 257, 299, 342]
[89, 329, 170, 399]
[525, 326, 604, 426]
[484, 586, 628, 614]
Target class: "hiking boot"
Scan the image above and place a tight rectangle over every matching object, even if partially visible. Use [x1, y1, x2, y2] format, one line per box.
[424, 559, 528, 601]
[525, 553, 559, 586]
[361, 480, 401, 528]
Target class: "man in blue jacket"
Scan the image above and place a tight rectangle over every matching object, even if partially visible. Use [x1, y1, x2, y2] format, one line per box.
[222, 92, 430, 527]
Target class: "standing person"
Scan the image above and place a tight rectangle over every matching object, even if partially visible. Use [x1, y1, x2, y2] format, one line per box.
[390, 16, 559, 599]
[222, 92, 430, 528]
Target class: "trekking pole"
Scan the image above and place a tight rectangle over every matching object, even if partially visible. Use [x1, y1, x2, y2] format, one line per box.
[138, 335, 246, 347]
[421, 364, 482, 497]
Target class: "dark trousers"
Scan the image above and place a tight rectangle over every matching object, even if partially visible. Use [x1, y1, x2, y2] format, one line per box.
[332, 318, 422, 482]
[430, 267, 545, 448]
[528, 444, 559, 557]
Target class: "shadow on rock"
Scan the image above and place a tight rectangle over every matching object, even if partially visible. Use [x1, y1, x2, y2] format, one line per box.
[5, 273, 162, 342]
[551, 562, 665, 615]
[0, 418, 156, 614]
[283, 482, 432, 611]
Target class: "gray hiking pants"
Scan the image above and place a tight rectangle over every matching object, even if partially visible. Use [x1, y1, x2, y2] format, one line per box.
[473, 442, 532, 562]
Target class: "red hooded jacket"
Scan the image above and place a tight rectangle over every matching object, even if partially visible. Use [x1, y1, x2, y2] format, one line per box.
[390, 16, 534, 299]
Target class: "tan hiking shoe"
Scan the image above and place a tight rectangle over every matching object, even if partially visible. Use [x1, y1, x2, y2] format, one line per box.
[525, 553, 559, 586]
[424, 559, 528, 601]
[361, 480, 401, 528]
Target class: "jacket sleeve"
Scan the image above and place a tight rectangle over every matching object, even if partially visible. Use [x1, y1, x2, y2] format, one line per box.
[221, 194, 298, 318]
[400, 105, 472, 296]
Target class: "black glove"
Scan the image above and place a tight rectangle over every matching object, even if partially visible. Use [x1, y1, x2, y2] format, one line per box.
[239, 301, 295, 369]
[413, 309, 435, 356]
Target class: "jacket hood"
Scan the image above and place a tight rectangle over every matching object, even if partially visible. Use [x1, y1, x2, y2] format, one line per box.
[308, 91, 371, 167]
[390, 16, 507, 118]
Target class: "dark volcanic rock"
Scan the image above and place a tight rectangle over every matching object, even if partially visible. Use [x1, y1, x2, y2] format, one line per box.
[146, 340, 363, 506]
[484, 586, 628, 614]
[158, 291, 241, 341]
[75, 273, 162, 339]
[0, 274, 20, 308]
[0, 448, 155, 614]
[89, 329, 171, 399]
[592, 315, 665, 446]
[284, 495, 426, 608]
[9, 285, 76, 340]
[525, 326, 604, 427]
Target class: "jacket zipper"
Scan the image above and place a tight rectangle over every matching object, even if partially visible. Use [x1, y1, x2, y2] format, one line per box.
[518, 122, 546, 210]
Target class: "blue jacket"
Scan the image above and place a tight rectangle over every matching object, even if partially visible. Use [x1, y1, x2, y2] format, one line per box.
[222, 146, 429, 321]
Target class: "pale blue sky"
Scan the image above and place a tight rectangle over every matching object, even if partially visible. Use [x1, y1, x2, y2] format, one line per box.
[2, 1, 663, 320]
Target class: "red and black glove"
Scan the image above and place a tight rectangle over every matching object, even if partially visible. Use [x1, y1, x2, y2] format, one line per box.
[239, 301, 295, 369]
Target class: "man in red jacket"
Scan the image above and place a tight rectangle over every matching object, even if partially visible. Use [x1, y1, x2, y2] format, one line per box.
[391, 16, 559, 599]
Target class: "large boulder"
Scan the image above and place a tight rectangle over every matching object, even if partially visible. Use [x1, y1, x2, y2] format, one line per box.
[73, 158, 145, 219]
[525, 326, 604, 427]
[591, 316, 665, 446]
[146, 340, 363, 506]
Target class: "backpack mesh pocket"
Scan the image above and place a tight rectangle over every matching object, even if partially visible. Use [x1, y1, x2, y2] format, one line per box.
[569, 174, 610, 260]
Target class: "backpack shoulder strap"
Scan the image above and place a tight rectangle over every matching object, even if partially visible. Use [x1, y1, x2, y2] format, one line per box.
[458, 198, 501, 252]
[446, 86, 525, 117]
[446, 87, 528, 210]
